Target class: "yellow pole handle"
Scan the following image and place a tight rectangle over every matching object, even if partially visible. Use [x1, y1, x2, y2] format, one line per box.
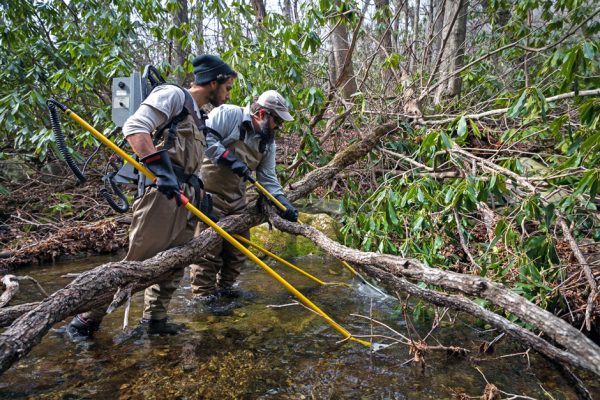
[341, 260, 360, 276]
[252, 181, 286, 212]
[64, 108, 370, 347]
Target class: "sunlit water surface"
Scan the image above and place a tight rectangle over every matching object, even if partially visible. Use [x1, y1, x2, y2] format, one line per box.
[1, 253, 598, 399]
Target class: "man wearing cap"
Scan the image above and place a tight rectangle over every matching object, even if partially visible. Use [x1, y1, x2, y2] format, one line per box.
[189, 90, 298, 303]
[65, 55, 237, 339]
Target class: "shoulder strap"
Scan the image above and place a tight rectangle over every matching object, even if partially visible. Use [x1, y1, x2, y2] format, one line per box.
[180, 87, 206, 131]
[152, 84, 206, 148]
[237, 107, 249, 142]
[205, 126, 223, 141]
[239, 121, 252, 142]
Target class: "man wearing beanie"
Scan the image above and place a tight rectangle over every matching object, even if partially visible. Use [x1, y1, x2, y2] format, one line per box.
[65, 55, 237, 339]
[189, 90, 298, 305]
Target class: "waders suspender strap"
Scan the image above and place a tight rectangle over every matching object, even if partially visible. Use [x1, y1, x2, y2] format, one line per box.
[203, 106, 247, 144]
[142, 86, 207, 199]
[239, 120, 250, 142]
[205, 126, 223, 141]
[204, 107, 251, 163]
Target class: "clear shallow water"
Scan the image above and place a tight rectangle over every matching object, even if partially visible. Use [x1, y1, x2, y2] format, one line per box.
[1, 253, 598, 399]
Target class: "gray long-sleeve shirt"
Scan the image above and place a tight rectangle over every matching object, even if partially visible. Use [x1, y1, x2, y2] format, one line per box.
[205, 104, 283, 197]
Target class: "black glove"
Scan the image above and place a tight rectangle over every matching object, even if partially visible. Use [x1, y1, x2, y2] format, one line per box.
[141, 149, 182, 205]
[219, 149, 252, 181]
[275, 194, 298, 222]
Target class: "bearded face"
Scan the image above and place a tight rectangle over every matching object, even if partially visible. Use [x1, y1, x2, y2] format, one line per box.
[208, 77, 235, 107]
[256, 116, 275, 153]
[258, 117, 275, 143]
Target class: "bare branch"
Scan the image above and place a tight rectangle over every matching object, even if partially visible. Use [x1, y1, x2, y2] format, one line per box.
[453, 209, 481, 270]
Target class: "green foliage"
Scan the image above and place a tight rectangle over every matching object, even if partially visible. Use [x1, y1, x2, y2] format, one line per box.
[215, 2, 327, 152]
[48, 193, 74, 216]
[0, 0, 165, 159]
[0, 0, 332, 168]
[341, 66, 599, 317]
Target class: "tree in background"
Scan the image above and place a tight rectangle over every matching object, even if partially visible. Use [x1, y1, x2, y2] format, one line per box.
[170, 0, 192, 86]
[330, 0, 359, 100]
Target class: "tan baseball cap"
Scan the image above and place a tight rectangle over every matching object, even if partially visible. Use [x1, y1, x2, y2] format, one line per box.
[257, 90, 294, 121]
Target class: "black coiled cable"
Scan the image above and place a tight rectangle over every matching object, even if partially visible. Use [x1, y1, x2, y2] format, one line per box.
[47, 98, 131, 213]
[100, 173, 130, 213]
[46, 99, 87, 183]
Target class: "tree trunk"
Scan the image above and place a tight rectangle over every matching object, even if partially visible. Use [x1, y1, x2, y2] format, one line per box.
[374, 0, 395, 95]
[172, 0, 191, 86]
[192, 2, 205, 55]
[404, 0, 410, 43]
[250, 0, 266, 25]
[281, 0, 293, 21]
[433, 0, 468, 104]
[391, 0, 402, 53]
[430, 0, 445, 65]
[330, 1, 358, 100]
[408, 0, 421, 73]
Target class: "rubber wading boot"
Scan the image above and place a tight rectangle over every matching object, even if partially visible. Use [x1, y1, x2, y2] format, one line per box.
[139, 318, 186, 335]
[217, 286, 241, 299]
[65, 315, 100, 342]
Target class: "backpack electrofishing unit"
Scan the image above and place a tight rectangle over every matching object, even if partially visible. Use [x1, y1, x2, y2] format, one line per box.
[48, 65, 200, 214]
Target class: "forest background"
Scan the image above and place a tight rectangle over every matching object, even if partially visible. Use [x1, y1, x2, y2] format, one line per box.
[0, 0, 599, 387]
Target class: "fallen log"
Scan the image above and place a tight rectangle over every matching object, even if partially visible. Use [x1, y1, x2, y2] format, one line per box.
[0, 302, 38, 328]
[0, 275, 19, 307]
[0, 122, 403, 375]
[271, 215, 600, 377]
[0, 275, 48, 307]
[0, 214, 254, 375]
[286, 121, 401, 201]
[362, 266, 589, 374]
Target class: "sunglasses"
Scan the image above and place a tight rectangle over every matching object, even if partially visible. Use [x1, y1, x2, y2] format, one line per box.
[267, 112, 284, 127]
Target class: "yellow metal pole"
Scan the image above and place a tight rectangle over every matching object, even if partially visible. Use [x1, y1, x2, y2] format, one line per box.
[340, 260, 359, 275]
[253, 181, 286, 211]
[233, 234, 348, 287]
[61, 105, 370, 347]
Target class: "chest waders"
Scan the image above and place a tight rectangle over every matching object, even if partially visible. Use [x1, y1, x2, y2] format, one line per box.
[110, 84, 214, 219]
[46, 98, 372, 348]
[207, 113, 391, 298]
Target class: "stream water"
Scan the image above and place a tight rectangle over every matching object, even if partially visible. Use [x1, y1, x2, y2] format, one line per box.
[1, 253, 598, 399]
